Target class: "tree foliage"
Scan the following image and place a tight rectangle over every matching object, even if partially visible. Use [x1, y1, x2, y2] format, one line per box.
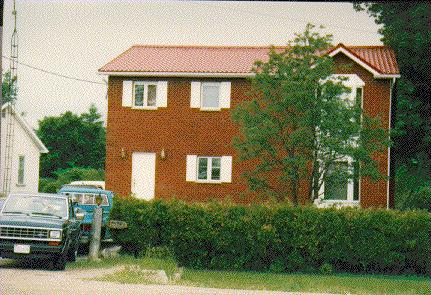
[39, 167, 105, 193]
[354, 2, 431, 209]
[354, 2, 431, 167]
[2, 70, 17, 104]
[232, 24, 388, 205]
[37, 105, 106, 178]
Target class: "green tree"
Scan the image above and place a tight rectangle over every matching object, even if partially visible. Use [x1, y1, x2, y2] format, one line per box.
[2, 70, 17, 104]
[232, 24, 387, 205]
[353, 2, 431, 169]
[39, 167, 105, 193]
[37, 104, 106, 178]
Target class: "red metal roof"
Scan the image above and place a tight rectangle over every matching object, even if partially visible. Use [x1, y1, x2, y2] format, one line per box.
[99, 44, 399, 75]
[327, 43, 399, 75]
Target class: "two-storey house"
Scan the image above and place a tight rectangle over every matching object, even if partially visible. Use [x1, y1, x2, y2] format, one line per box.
[98, 44, 399, 208]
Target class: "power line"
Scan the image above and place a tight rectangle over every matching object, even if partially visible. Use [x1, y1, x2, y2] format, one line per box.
[195, 2, 379, 35]
[1, 55, 105, 85]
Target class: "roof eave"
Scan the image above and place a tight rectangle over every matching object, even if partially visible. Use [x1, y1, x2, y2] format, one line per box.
[328, 46, 399, 79]
[97, 71, 255, 78]
[1, 103, 49, 153]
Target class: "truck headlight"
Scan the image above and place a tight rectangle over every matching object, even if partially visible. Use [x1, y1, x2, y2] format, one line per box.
[49, 230, 61, 239]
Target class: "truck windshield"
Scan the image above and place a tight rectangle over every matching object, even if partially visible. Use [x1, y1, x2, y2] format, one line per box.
[2, 195, 67, 219]
[61, 192, 109, 206]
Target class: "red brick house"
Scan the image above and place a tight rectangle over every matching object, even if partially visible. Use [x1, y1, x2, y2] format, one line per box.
[98, 44, 399, 208]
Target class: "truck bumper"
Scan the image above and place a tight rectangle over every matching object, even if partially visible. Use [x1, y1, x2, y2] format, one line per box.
[0, 239, 64, 260]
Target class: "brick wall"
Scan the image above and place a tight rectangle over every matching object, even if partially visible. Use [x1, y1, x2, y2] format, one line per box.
[105, 53, 391, 207]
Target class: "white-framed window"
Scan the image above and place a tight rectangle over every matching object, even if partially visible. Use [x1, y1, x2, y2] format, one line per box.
[190, 81, 231, 110]
[186, 155, 232, 183]
[321, 158, 360, 202]
[133, 81, 158, 109]
[17, 155, 25, 185]
[122, 80, 168, 109]
[197, 157, 221, 181]
[201, 83, 221, 110]
[324, 161, 349, 200]
[355, 86, 364, 123]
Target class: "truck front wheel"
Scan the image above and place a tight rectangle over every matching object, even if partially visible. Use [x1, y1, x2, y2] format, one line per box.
[50, 253, 66, 271]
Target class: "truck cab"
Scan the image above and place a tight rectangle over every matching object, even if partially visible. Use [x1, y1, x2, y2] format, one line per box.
[58, 186, 114, 244]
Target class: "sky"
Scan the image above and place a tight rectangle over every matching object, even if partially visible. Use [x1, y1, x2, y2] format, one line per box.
[1, 0, 382, 128]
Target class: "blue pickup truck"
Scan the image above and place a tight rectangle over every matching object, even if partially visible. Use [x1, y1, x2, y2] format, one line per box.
[58, 185, 114, 244]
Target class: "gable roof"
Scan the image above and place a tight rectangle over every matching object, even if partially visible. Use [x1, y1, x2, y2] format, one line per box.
[327, 43, 399, 78]
[1, 103, 49, 153]
[98, 43, 399, 79]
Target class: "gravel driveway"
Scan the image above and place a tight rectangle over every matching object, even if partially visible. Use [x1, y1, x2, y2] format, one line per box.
[0, 259, 334, 295]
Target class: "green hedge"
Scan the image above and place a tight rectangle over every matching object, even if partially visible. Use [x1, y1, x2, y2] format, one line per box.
[110, 196, 431, 275]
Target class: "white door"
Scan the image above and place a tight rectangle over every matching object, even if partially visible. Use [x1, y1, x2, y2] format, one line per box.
[131, 152, 156, 200]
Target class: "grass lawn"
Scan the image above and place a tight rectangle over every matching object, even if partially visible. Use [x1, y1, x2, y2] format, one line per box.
[68, 256, 431, 295]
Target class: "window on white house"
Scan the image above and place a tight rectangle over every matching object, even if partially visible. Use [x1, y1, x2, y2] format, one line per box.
[133, 82, 158, 108]
[197, 157, 222, 181]
[17, 155, 25, 185]
[201, 83, 220, 109]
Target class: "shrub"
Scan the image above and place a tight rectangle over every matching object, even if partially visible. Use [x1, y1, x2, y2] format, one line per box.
[397, 186, 431, 212]
[109, 197, 431, 275]
[395, 164, 431, 212]
[319, 263, 334, 275]
[145, 246, 175, 260]
[39, 167, 104, 193]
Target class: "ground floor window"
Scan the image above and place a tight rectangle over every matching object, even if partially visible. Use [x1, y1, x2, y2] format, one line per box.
[17, 155, 25, 185]
[323, 160, 360, 201]
[186, 155, 232, 183]
[197, 157, 221, 181]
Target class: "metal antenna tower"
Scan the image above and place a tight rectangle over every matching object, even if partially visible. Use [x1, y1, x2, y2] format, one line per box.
[2, 0, 18, 196]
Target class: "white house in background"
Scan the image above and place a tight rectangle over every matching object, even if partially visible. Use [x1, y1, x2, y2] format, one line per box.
[0, 103, 48, 194]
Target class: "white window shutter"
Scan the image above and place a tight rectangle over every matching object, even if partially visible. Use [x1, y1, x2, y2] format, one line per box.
[122, 81, 133, 107]
[190, 82, 201, 108]
[220, 82, 231, 109]
[221, 156, 232, 183]
[157, 81, 168, 108]
[186, 155, 197, 181]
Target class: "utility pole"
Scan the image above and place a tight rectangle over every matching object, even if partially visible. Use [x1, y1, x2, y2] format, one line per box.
[89, 195, 103, 260]
[2, 0, 18, 196]
[0, 1, 4, 197]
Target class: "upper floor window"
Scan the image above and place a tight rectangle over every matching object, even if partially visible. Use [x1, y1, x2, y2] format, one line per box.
[122, 80, 168, 109]
[201, 83, 221, 110]
[133, 82, 158, 108]
[191, 81, 231, 110]
[355, 87, 363, 123]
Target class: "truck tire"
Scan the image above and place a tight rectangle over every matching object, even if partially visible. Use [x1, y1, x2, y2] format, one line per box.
[50, 253, 66, 271]
[67, 241, 79, 262]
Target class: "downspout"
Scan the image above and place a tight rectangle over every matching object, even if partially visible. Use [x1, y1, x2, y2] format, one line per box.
[388, 77, 398, 209]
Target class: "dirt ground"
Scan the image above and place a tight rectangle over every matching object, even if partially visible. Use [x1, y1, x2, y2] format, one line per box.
[0, 258, 334, 295]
